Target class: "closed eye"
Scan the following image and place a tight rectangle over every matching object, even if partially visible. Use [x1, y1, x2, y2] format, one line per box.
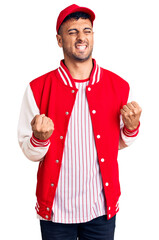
[84, 30, 92, 34]
[68, 29, 78, 35]
[69, 32, 77, 35]
[84, 28, 92, 34]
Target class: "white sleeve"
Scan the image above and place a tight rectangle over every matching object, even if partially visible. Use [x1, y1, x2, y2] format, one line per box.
[119, 88, 140, 147]
[17, 85, 51, 162]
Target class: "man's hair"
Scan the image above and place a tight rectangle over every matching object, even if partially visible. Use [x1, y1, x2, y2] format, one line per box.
[58, 11, 91, 34]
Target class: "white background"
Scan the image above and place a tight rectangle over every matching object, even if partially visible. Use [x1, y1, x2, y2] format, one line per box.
[0, 0, 159, 239]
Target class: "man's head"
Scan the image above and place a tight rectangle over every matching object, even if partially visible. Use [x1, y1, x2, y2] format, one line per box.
[56, 4, 95, 62]
[56, 4, 95, 34]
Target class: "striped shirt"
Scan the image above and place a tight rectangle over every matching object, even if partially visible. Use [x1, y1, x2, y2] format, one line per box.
[51, 79, 107, 223]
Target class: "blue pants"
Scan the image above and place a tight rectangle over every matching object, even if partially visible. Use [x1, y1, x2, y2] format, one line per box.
[40, 215, 116, 240]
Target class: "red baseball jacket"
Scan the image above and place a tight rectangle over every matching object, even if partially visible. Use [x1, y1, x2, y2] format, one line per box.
[29, 59, 130, 220]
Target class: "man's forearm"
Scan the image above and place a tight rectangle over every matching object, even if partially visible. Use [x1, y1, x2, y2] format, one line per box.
[18, 85, 51, 161]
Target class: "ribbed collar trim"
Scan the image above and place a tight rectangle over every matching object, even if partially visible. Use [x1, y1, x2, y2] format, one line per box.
[57, 59, 101, 88]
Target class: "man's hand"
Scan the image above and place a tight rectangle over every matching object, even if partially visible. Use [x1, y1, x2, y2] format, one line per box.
[31, 114, 54, 140]
[120, 101, 142, 130]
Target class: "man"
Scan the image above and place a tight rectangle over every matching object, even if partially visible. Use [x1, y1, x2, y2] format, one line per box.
[18, 4, 142, 240]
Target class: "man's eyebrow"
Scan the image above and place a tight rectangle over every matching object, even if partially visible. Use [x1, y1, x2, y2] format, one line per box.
[84, 27, 92, 30]
[68, 27, 92, 32]
[68, 28, 78, 32]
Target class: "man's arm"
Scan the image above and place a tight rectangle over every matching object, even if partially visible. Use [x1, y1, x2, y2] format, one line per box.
[119, 101, 142, 150]
[17, 85, 54, 161]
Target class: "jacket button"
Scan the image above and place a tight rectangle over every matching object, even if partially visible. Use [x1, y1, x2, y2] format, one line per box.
[109, 214, 111, 218]
[92, 110, 96, 114]
[47, 207, 50, 211]
[101, 158, 105, 162]
[60, 136, 63, 139]
[108, 207, 111, 210]
[105, 182, 109, 186]
[45, 215, 49, 219]
[56, 160, 59, 163]
[97, 135, 100, 139]
[88, 87, 91, 91]
[65, 111, 69, 115]
[72, 90, 75, 93]
[51, 183, 54, 187]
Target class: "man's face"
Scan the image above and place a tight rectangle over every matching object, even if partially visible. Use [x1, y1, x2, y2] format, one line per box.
[57, 18, 94, 62]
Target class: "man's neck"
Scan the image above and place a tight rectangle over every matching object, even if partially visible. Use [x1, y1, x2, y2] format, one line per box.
[63, 57, 93, 80]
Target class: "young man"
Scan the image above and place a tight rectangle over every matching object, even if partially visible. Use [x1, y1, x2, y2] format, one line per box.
[18, 4, 142, 240]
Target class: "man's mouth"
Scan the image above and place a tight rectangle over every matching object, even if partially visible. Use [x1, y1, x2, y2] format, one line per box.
[75, 44, 87, 51]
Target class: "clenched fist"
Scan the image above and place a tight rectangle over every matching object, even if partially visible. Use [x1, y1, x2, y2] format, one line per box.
[120, 101, 142, 130]
[31, 114, 54, 140]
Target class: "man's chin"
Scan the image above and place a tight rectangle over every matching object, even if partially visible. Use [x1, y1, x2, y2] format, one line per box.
[72, 53, 92, 62]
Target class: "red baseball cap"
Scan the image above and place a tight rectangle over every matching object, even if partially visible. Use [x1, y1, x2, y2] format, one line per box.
[56, 4, 95, 33]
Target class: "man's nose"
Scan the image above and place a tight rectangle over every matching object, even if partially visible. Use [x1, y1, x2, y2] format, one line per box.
[76, 32, 86, 42]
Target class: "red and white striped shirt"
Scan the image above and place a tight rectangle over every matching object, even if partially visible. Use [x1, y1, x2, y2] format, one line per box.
[51, 79, 106, 223]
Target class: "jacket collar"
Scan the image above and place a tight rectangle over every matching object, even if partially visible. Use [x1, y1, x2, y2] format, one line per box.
[57, 59, 101, 88]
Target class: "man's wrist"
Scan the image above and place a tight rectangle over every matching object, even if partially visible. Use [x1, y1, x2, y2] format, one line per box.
[30, 133, 51, 147]
[123, 121, 140, 137]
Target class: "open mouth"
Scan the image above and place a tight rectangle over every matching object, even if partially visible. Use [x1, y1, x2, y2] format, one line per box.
[75, 44, 87, 51]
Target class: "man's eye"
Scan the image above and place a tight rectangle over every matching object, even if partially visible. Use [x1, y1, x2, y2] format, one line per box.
[69, 32, 77, 35]
[84, 31, 91, 34]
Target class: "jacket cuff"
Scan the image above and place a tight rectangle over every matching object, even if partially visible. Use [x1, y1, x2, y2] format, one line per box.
[123, 121, 140, 137]
[30, 133, 51, 147]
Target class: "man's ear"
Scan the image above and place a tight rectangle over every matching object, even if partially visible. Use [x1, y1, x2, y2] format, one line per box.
[56, 34, 63, 48]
